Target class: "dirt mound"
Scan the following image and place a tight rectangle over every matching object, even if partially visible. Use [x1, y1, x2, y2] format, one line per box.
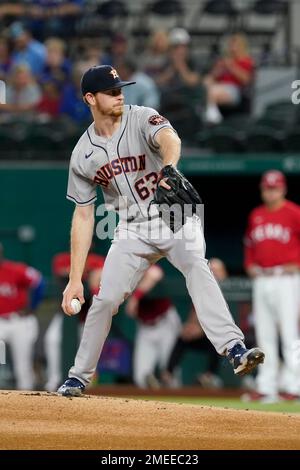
[0, 391, 299, 450]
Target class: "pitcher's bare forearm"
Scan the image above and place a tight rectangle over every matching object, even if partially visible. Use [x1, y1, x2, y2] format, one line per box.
[155, 128, 181, 167]
[69, 204, 95, 283]
[155, 128, 181, 189]
[62, 204, 95, 315]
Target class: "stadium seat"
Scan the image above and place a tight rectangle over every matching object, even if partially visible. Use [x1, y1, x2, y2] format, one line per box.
[1, 121, 34, 158]
[264, 100, 295, 117]
[96, 0, 128, 18]
[240, 0, 290, 64]
[198, 0, 239, 31]
[245, 125, 284, 153]
[76, 0, 129, 37]
[202, 0, 237, 15]
[186, 0, 241, 64]
[252, 0, 288, 15]
[147, 0, 183, 16]
[160, 86, 204, 143]
[222, 114, 253, 129]
[139, 0, 184, 32]
[21, 124, 64, 159]
[255, 117, 285, 130]
[164, 107, 202, 144]
[60, 129, 88, 158]
[0, 128, 21, 159]
[283, 130, 300, 153]
[197, 125, 246, 153]
[259, 101, 297, 129]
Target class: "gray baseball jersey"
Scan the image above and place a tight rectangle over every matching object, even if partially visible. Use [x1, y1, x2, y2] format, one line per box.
[67, 105, 174, 219]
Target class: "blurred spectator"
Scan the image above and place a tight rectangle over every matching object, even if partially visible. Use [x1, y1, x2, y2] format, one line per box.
[161, 306, 222, 388]
[0, 242, 45, 389]
[10, 21, 46, 76]
[75, 40, 102, 71]
[161, 258, 227, 388]
[101, 33, 129, 69]
[44, 250, 104, 392]
[118, 58, 160, 109]
[156, 28, 201, 124]
[0, 36, 12, 81]
[40, 37, 71, 88]
[238, 302, 256, 350]
[0, 2, 24, 26]
[125, 265, 181, 388]
[59, 63, 91, 125]
[36, 78, 60, 119]
[3, 62, 42, 118]
[140, 30, 169, 83]
[209, 257, 228, 281]
[204, 33, 255, 124]
[243, 170, 300, 402]
[157, 28, 200, 92]
[24, 0, 83, 40]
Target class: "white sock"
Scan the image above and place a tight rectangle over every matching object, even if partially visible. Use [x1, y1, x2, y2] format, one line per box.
[205, 103, 223, 124]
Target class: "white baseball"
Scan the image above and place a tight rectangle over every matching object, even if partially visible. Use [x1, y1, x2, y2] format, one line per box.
[71, 298, 81, 315]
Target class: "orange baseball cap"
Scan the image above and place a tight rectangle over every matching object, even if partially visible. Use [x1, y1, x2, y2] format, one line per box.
[260, 170, 286, 188]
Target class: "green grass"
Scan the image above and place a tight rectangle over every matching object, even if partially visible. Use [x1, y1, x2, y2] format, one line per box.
[135, 396, 300, 413]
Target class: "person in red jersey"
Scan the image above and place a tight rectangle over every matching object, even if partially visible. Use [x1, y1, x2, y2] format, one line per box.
[0, 242, 44, 390]
[44, 251, 104, 392]
[204, 33, 255, 124]
[243, 170, 300, 402]
[125, 264, 181, 388]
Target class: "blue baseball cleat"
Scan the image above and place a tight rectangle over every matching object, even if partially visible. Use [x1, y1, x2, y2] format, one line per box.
[227, 343, 265, 376]
[57, 377, 85, 397]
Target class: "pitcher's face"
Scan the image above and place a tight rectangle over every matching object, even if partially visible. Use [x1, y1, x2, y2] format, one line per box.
[93, 88, 124, 117]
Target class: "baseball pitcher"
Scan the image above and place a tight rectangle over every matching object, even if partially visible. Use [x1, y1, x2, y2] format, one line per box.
[57, 65, 264, 396]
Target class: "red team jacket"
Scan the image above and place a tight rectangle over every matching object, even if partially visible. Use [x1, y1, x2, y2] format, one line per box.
[244, 200, 300, 269]
[137, 298, 172, 326]
[0, 261, 41, 316]
[216, 56, 255, 88]
[52, 252, 105, 284]
[134, 265, 172, 326]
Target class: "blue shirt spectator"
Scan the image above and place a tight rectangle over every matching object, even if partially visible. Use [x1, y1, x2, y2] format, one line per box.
[24, 0, 84, 39]
[118, 60, 160, 109]
[0, 37, 12, 81]
[123, 71, 160, 109]
[10, 22, 46, 76]
[59, 83, 90, 124]
[40, 38, 71, 88]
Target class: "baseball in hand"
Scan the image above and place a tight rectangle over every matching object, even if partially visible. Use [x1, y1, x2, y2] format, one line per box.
[71, 298, 81, 315]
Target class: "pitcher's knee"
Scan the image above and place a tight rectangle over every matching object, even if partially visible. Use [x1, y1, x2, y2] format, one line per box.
[183, 258, 207, 276]
[94, 293, 123, 316]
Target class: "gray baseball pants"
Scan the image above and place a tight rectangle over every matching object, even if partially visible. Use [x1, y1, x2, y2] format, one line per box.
[69, 216, 244, 385]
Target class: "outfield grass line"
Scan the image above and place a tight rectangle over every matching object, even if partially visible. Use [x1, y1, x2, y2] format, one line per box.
[132, 396, 300, 413]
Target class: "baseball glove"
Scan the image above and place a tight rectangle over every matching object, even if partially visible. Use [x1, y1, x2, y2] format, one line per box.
[149, 165, 202, 232]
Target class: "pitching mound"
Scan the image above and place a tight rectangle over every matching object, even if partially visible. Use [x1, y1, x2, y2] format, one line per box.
[0, 391, 299, 450]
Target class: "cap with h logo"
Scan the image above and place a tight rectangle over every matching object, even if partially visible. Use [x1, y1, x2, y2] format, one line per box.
[81, 65, 135, 96]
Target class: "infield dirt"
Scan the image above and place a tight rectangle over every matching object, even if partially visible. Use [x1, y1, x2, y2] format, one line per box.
[0, 391, 299, 450]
